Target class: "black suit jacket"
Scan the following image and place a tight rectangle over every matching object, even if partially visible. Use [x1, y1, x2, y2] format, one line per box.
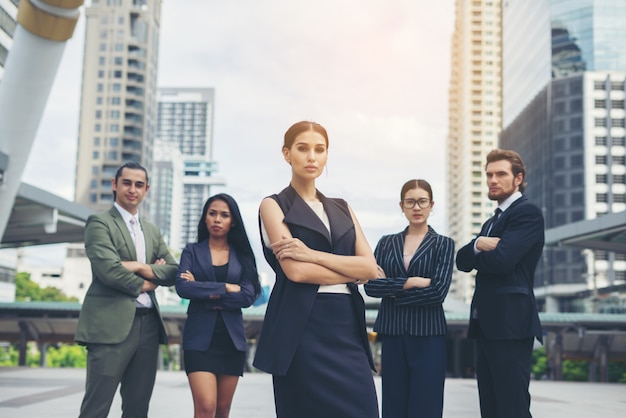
[175, 241, 258, 352]
[456, 196, 544, 342]
[252, 185, 375, 375]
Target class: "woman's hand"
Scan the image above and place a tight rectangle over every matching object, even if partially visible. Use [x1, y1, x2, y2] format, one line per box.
[225, 283, 241, 293]
[403, 276, 431, 289]
[271, 236, 314, 262]
[180, 270, 196, 282]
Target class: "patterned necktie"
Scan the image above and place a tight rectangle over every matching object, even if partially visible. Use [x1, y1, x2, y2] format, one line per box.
[130, 217, 151, 307]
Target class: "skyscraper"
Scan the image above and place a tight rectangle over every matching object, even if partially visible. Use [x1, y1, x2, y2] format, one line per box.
[501, 0, 626, 312]
[0, 0, 18, 81]
[446, 0, 502, 301]
[153, 87, 225, 251]
[74, 0, 162, 215]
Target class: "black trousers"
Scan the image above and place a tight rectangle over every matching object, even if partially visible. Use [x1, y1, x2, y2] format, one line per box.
[79, 310, 161, 418]
[476, 333, 534, 418]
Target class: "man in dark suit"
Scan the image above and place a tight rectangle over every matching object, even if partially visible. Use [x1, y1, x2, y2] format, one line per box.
[456, 149, 544, 418]
[75, 162, 177, 418]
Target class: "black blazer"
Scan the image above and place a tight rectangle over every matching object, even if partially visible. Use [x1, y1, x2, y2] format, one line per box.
[456, 196, 544, 342]
[176, 240, 258, 352]
[252, 185, 375, 375]
[364, 226, 454, 336]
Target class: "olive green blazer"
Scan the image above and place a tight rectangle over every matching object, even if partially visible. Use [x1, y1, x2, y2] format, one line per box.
[75, 207, 177, 345]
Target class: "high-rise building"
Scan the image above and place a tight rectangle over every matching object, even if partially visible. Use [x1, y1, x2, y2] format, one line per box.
[153, 87, 225, 251]
[500, 0, 626, 312]
[74, 0, 162, 215]
[0, 0, 18, 81]
[446, 0, 502, 302]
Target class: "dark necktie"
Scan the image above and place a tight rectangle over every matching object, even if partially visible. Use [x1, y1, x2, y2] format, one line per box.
[487, 208, 502, 236]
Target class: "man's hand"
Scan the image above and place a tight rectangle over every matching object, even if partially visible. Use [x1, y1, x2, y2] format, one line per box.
[142, 280, 158, 292]
[476, 237, 501, 252]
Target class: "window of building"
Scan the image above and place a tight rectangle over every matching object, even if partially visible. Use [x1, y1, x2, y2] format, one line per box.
[615, 194, 626, 203]
[611, 119, 625, 128]
[555, 175, 565, 187]
[554, 213, 567, 225]
[570, 80, 582, 95]
[595, 155, 608, 164]
[612, 100, 625, 109]
[595, 136, 607, 146]
[596, 174, 607, 184]
[596, 193, 608, 203]
[110, 110, 120, 119]
[570, 117, 582, 130]
[94, 137, 100, 146]
[555, 194, 566, 206]
[113, 70, 123, 78]
[571, 135, 583, 149]
[110, 124, 119, 132]
[555, 156, 566, 169]
[107, 151, 118, 160]
[96, 97, 103, 105]
[570, 98, 582, 112]
[99, 43, 106, 51]
[109, 137, 119, 146]
[94, 124, 101, 132]
[571, 211, 584, 221]
[115, 43, 124, 51]
[111, 97, 121, 105]
[610, 82, 624, 91]
[93, 151, 100, 159]
[555, 138, 565, 151]
[613, 155, 626, 165]
[594, 81, 606, 90]
[97, 83, 104, 92]
[614, 175, 625, 184]
[571, 192, 584, 204]
[571, 154, 583, 167]
[612, 137, 625, 146]
[554, 101, 566, 114]
[595, 118, 607, 127]
[571, 173, 583, 185]
[594, 99, 606, 109]
[112, 83, 121, 92]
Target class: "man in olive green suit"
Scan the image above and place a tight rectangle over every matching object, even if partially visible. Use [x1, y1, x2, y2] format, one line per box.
[75, 162, 177, 418]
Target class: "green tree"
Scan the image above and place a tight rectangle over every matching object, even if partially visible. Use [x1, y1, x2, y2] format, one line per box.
[46, 344, 87, 368]
[531, 347, 548, 379]
[14, 272, 78, 302]
[562, 359, 589, 381]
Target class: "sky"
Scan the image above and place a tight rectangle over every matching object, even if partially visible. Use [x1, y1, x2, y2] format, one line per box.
[12, 0, 455, 273]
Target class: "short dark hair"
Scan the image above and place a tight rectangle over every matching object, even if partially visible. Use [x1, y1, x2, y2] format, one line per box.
[485, 149, 527, 193]
[196, 193, 261, 297]
[115, 161, 149, 184]
[400, 179, 433, 201]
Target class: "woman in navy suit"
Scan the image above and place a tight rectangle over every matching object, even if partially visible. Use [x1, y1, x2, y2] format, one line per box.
[364, 179, 454, 418]
[253, 121, 380, 417]
[176, 193, 261, 418]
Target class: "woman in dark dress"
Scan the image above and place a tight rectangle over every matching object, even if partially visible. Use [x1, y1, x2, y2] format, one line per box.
[176, 193, 261, 418]
[364, 179, 454, 418]
[253, 121, 380, 418]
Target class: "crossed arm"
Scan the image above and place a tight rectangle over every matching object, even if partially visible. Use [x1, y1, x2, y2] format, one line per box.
[260, 197, 378, 285]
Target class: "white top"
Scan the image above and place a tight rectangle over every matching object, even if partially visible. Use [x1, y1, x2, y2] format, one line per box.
[261, 200, 350, 294]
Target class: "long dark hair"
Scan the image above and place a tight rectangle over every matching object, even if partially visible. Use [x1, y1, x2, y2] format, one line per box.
[197, 193, 261, 297]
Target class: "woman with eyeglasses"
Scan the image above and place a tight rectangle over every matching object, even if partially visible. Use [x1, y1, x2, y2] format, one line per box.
[364, 179, 455, 418]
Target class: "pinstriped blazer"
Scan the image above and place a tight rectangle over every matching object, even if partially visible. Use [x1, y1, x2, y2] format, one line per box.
[364, 226, 454, 336]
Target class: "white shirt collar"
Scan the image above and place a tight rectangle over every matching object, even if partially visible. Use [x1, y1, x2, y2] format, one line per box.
[114, 202, 140, 228]
[498, 191, 522, 213]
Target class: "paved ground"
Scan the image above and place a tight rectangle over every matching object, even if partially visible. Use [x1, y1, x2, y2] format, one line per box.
[0, 367, 625, 417]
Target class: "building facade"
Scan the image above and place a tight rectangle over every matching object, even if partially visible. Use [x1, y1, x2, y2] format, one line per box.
[74, 0, 162, 216]
[500, 0, 626, 312]
[153, 87, 225, 251]
[0, 0, 18, 81]
[447, 0, 502, 301]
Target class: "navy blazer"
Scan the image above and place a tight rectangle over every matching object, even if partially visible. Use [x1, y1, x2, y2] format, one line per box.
[456, 196, 544, 342]
[253, 185, 375, 375]
[176, 240, 257, 352]
[364, 226, 454, 336]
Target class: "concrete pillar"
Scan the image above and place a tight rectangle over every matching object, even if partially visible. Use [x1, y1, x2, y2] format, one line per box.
[0, 0, 84, 239]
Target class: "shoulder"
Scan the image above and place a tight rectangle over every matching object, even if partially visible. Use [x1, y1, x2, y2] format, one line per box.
[509, 198, 543, 216]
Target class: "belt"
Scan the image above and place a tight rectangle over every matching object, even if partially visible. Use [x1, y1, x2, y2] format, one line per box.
[135, 307, 156, 316]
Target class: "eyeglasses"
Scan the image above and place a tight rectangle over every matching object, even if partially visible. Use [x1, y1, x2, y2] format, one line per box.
[402, 198, 431, 209]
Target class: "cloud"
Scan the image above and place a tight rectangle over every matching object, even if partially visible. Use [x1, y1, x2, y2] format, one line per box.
[20, 0, 455, 270]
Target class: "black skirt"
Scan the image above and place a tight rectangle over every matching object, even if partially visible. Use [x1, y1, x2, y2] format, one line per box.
[272, 293, 379, 418]
[184, 327, 245, 377]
